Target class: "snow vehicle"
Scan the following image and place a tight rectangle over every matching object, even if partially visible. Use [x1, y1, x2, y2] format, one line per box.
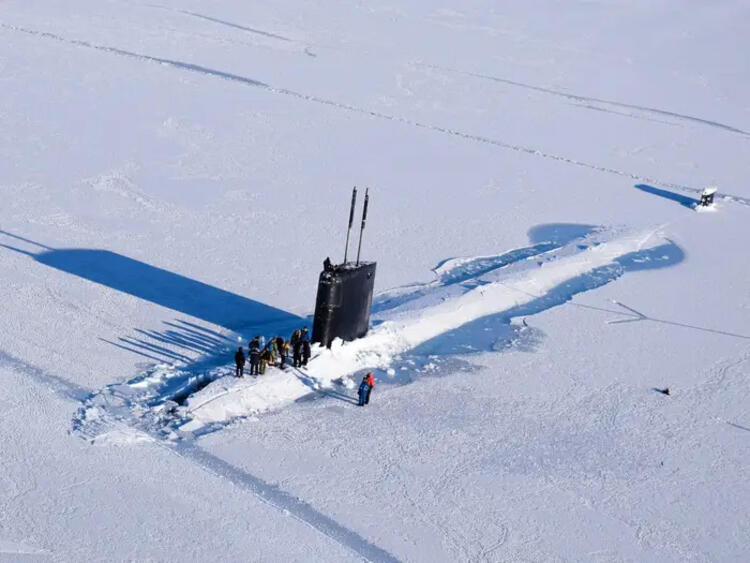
[698, 187, 717, 207]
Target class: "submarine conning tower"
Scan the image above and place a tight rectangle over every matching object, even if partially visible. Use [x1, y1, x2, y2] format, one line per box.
[312, 187, 377, 348]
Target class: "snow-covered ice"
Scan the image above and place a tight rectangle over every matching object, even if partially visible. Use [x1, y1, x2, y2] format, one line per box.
[1, 0, 749, 560]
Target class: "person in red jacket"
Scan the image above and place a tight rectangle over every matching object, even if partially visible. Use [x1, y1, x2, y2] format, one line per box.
[364, 372, 375, 405]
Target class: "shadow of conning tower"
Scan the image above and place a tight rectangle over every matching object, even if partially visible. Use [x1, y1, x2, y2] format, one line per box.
[312, 188, 377, 348]
[0, 230, 298, 330]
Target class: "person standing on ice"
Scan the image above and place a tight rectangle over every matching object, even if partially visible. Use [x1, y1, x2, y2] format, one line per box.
[275, 336, 288, 368]
[259, 344, 272, 374]
[291, 329, 302, 367]
[269, 337, 278, 366]
[364, 372, 375, 404]
[300, 327, 311, 367]
[358, 373, 373, 406]
[234, 346, 245, 378]
[248, 336, 261, 376]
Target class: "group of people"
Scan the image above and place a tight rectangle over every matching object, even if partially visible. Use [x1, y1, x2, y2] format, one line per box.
[233, 327, 312, 377]
[233, 328, 377, 406]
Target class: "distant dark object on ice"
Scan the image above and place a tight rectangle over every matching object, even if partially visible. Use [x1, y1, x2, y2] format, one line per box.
[653, 387, 670, 396]
[698, 187, 717, 207]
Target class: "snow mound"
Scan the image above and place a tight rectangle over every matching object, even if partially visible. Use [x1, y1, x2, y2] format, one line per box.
[178, 226, 677, 433]
[72, 224, 682, 439]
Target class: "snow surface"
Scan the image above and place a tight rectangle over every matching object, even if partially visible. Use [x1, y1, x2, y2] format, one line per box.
[1, 0, 749, 561]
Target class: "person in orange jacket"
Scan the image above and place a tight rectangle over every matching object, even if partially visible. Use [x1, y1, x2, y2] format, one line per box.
[358, 372, 375, 406]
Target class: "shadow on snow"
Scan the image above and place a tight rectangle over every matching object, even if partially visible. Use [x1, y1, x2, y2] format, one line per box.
[373, 223, 599, 315]
[0, 229, 306, 368]
[387, 239, 686, 384]
[634, 184, 699, 209]
[0, 230, 298, 331]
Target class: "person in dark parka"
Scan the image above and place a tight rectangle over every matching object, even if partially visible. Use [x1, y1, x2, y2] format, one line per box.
[234, 346, 245, 377]
[259, 344, 273, 374]
[291, 329, 302, 367]
[276, 336, 288, 368]
[248, 336, 261, 376]
[300, 327, 311, 367]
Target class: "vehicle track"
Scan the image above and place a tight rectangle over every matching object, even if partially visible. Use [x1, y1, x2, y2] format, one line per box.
[422, 64, 750, 138]
[6, 23, 748, 207]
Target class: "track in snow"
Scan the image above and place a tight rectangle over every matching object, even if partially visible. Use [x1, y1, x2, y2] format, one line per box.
[0, 350, 90, 402]
[125, 0, 750, 140]
[129, 1, 293, 41]
[172, 9, 291, 41]
[422, 64, 750, 138]
[171, 442, 399, 563]
[5, 23, 748, 206]
[1, 352, 397, 562]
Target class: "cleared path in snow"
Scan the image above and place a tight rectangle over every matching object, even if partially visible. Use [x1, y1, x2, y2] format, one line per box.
[173, 226, 679, 432]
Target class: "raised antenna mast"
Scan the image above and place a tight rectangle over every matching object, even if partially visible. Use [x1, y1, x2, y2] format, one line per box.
[343, 186, 357, 263]
[356, 188, 369, 266]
